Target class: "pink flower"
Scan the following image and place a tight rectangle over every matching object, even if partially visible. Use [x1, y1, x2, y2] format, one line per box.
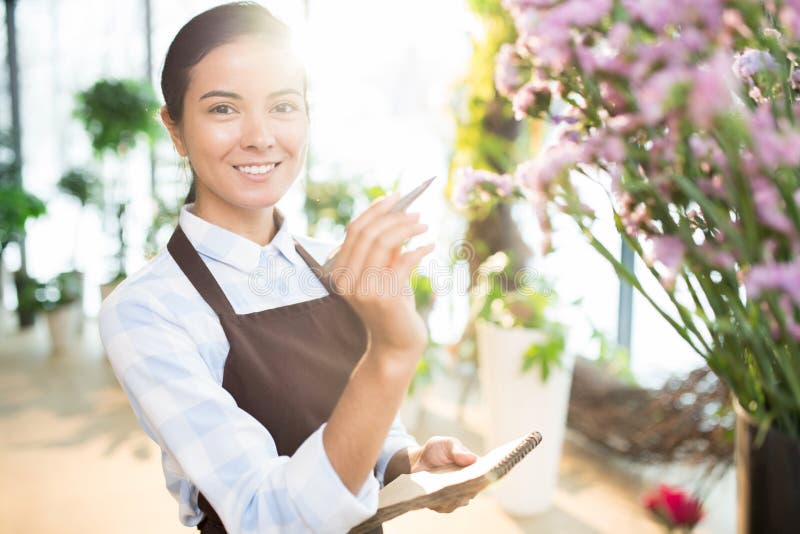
[689, 50, 736, 129]
[643, 485, 704, 530]
[512, 79, 551, 120]
[599, 81, 628, 114]
[516, 142, 587, 193]
[634, 66, 691, 125]
[600, 136, 627, 163]
[781, 3, 800, 39]
[624, 0, 723, 34]
[746, 257, 800, 307]
[647, 236, 686, 290]
[748, 105, 800, 168]
[547, 0, 612, 29]
[751, 177, 795, 235]
[495, 44, 525, 97]
[451, 167, 520, 211]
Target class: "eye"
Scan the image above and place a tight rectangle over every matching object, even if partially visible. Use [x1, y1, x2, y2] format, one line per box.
[210, 103, 235, 115]
[272, 101, 300, 113]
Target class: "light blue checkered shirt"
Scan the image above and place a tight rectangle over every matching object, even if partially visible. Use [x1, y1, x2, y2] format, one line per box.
[98, 204, 419, 533]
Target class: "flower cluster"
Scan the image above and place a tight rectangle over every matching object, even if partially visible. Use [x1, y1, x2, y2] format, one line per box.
[451, 166, 526, 219]
[462, 0, 800, 436]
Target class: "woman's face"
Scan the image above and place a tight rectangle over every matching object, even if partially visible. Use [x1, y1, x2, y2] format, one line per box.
[162, 35, 308, 211]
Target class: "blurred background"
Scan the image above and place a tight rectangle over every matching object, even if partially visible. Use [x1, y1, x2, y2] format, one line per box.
[0, 0, 736, 532]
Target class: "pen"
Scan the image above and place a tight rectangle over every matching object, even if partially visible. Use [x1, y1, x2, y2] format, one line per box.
[321, 176, 437, 272]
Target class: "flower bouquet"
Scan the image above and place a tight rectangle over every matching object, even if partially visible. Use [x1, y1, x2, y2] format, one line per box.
[484, 0, 800, 439]
[479, 1, 800, 526]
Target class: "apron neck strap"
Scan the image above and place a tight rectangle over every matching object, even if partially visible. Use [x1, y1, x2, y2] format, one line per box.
[167, 225, 236, 316]
[292, 239, 339, 296]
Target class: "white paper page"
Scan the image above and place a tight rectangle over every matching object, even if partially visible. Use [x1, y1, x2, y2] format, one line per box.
[377, 434, 526, 508]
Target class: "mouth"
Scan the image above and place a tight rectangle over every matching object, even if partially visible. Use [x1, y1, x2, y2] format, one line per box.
[233, 162, 281, 181]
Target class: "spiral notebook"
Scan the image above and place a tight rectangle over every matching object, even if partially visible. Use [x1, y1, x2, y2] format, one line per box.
[349, 430, 543, 533]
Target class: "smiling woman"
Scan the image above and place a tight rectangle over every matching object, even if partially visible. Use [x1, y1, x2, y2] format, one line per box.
[97, 2, 478, 534]
[161, 25, 309, 239]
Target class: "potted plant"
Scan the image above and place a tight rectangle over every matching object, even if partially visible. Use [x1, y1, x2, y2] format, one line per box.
[53, 167, 103, 315]
[469, 249, 569, 515]
[73, 78, 160, 297]
[0, 132, 47, 328]
[36, 270, 83, 352]
[483, 1, 800, 530]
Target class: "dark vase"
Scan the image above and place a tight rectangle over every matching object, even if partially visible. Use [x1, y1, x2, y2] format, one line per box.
[735, 402, 800, 534]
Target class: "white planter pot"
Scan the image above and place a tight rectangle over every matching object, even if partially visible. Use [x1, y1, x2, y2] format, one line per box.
[476, 320, 575, 516]
[45, 303, 83, 353]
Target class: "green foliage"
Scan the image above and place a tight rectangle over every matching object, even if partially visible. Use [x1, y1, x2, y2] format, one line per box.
[303, 176, 400, 237]
[590, 324, 636, 386]
[0, 131, 46, 252]
[57, 168, 103, 207]
[35, 270, 83, 311]
[411, 270, 435, 316]
[0, 184, 46, 251]
[522, 324, 566, 381]
[473, 251, 566, 381]
[74, 79, 161, 156]
[304, 180, 360, 236]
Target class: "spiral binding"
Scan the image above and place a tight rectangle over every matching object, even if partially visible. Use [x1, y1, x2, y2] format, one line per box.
[490, 431, 543, 479]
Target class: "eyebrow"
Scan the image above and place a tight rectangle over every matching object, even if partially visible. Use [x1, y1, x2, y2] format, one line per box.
[199, 89, 302, 100]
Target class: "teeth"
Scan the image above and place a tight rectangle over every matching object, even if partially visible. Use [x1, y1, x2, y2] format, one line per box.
[237, 163, 277, 175]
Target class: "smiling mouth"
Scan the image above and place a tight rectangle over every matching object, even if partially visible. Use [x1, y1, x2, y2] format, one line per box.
[234, 162, 280, 175]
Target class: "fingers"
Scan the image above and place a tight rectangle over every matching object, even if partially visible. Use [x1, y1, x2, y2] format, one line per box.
[334, 192, 401, 269]
[392, 243, 436, 280]
[360, 216, 429, 272]
[346, 211, 424, 276]
[429, 496, 473, 513]
[448, 439, 478, 466]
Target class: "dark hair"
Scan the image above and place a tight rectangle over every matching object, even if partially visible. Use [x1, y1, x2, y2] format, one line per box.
[160, 1, 307, 204]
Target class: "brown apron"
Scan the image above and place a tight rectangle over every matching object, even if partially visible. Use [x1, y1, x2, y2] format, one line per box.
[166, 209, 382, 533]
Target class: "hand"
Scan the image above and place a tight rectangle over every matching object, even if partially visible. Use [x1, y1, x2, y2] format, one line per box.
[410, 436, 480, 513]
[330, 192, 434, 357]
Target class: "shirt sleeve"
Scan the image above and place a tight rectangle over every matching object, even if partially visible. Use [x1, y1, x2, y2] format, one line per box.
[374, 414, 420, 488]
[98, 288, 378, 534]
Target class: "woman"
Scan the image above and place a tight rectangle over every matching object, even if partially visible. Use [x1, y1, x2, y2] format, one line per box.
[98, 2, 480, 533]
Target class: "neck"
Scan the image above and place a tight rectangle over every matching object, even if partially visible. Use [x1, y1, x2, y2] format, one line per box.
[191, 193, 278, 247]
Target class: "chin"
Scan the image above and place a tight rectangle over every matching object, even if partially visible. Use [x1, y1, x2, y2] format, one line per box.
[230, 190, 285, 211]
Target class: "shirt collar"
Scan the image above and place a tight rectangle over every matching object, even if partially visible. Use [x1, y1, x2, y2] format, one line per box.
[178, 204, 302, 272]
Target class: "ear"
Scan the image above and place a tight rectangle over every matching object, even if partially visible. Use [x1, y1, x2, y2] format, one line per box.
[160, 106, 187, 157]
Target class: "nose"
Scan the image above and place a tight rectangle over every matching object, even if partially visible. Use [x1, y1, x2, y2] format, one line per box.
[240, 113, 276, 151]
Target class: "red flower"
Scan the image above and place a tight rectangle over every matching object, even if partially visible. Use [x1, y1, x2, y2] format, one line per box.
[643, 484, 704, 530]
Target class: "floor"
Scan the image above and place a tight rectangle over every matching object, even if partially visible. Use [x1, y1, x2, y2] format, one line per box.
[0, 312, 733, 533]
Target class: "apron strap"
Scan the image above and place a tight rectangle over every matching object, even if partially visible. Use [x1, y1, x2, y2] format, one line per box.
[275, 205, 340, 297]
[292, 239, 340, 297]
[167, 225, 236, 317]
